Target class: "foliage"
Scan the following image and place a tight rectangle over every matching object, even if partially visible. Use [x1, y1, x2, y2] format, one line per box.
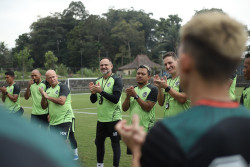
[44, 51, 58, 70]
[56, 63, 68, 76]
[14, 47, 34, 72]
[5, 3, 248, 76]
[0, 42, 13, 69]
[75, 68, 101, 77]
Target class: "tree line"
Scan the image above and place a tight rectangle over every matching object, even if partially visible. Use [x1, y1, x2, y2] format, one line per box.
[0, 1, 249, 76]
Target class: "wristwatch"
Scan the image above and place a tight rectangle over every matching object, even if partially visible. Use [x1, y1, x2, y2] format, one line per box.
[165, 86, 171, 92]
[134, 95, 139, 100]
[5, 92, 8, 95]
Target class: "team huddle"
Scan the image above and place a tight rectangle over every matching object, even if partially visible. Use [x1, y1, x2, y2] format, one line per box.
[1, 12, 250, 167]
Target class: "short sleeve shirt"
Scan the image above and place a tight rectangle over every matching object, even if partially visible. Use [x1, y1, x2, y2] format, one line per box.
[95, 74, 123, 122]
[241, 86, 250, 110]
[164, 77, 190, 117]
[5, 83, 21, 113]
[128, 83, 158, 131]
[30, 80, 49, 115]
[46, 83, 73, 125]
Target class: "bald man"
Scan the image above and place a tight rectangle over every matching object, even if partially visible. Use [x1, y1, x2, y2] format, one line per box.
[24, 69, 49, 127]
[39, 70, 78, 160]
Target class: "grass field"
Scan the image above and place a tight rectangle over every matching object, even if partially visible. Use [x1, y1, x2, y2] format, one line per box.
[7, 87, 245, 166]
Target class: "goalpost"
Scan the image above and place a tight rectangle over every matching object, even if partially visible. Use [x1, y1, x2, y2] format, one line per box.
[66, 78, 96, 91]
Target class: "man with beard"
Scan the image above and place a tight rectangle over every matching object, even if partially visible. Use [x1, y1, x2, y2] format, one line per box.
[24, 69, 49, 128]
[240, 53, 250, 109]
[0, 71, 23, 116]
[122, 65, 158, 155]
[89, 58, 123, 167]
[116, 12, 250, 167]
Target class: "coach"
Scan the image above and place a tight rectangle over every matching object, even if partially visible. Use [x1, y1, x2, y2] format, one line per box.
[89, 58, 123, 167]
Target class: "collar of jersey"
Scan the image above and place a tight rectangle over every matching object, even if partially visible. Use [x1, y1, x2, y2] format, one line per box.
[137, 83, 150, 89]
[194, 99, 239, 108]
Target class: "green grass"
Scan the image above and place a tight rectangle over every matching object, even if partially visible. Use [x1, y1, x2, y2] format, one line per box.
[8, 87, 245, 166]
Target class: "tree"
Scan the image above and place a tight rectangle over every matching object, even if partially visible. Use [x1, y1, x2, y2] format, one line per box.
[111, 19, 145, 64]
[0, 42, 12, 69]
[153, 14, 182, 59]
[44, 51, 58, 69]
[14, 47, 34, 72]
[62, 1, 88, 20]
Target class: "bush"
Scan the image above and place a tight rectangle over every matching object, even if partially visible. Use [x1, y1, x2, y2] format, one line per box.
[56, 64, 68, 77]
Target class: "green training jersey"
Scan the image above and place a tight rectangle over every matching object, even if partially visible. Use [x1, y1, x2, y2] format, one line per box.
[46, 83, 73, 125]
[128, 83, 158, 132]
[4, 83, 21, 113]
[94, 74, 123, 122]
[229, 76, 237, 100]
[240, 86, 250, 110]
[30, 80, 48, 115]
[163, 76, 190, 117]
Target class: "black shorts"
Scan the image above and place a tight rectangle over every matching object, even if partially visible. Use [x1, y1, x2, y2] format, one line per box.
[50, 122, 72, 140]
[30, 114, 49, 127]
[96, 120, 121, 142]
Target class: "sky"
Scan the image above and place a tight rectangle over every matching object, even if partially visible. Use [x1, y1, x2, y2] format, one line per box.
[1, 0, 250, 49]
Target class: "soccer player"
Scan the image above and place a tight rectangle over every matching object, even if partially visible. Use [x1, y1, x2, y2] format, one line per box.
[154, 52, 190, 117]
[39, 70, 74, 140]
[89, 58, 123, 167]
[24, 69, 49, 127]
[122, 65, 158, 155]
[0, 71, 23, 116]
[240, 53, 250, 109]
[116, 12, 250, 167]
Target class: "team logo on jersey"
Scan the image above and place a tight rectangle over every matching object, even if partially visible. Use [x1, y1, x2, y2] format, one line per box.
[55, 90, 59, 94]
[107, 82, 111, 87]
[142, 92, 148, 97]
[10, 88, 12, 92]
[176, 81, 180, 86]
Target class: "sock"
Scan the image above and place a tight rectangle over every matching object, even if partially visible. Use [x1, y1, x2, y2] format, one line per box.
[97, 163, 103, 167]
[74, 148, 78, 156]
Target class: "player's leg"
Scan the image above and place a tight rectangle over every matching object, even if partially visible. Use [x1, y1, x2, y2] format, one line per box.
[50, 122, 71, 141]
[31, 114, 49, 129]
[69, 118, 78, 160]
[95, 121, 107, 167]
[109, 121, 121, 167]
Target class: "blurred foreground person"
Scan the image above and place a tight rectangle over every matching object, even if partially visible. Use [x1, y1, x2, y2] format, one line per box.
[116, 12, 250, 167]
[0, 106, 79, 167]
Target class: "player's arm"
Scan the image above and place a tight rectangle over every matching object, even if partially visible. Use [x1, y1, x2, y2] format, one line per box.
[100, 77, 123, 104]
[122, 89, 131, 112]
[24, 80, 33, 100]
[47, 84, 68, 105]
[157, 88, 165, 106]
[46, 96, 66, 105]
[0, 87, 6, 102]
[168, 88, 187, 104]
[41, 95, 48, 109]
[89, 82, 97, 103]
[5, 84, 20, 102]
[136, 87, 158, 112]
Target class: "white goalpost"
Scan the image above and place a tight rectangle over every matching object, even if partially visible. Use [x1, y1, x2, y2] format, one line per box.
[66, 78, 96, 91]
